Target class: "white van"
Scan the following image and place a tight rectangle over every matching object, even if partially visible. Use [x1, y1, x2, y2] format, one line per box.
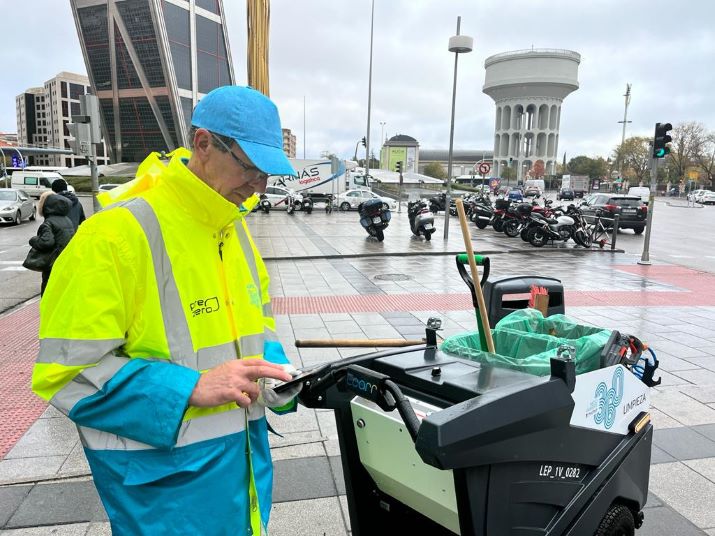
[11, 171, 74, 198]
[627, 186, 650, 204]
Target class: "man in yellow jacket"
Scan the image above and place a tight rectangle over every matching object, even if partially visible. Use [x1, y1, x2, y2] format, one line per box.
[32, 86, 301, 535]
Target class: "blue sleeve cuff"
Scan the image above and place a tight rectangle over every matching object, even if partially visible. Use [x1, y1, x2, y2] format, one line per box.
[263, 340, 290, 366]
[69, 358, 200, 450]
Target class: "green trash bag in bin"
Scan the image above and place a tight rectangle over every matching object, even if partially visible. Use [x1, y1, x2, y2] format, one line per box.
[441, 309, 611, 376]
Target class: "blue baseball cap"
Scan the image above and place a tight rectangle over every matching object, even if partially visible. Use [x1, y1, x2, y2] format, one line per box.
[191, 86, 296, 176]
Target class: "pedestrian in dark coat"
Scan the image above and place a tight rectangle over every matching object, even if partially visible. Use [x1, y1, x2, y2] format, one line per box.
[51, 178, 85, 230]
[30, 193, 75, 295]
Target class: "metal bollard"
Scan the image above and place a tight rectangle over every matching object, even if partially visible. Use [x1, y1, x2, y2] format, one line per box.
[611, 214, 619, 251]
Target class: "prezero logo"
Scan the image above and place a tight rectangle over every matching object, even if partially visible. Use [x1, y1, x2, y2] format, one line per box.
[346, 371, 378, 396]
[189, 296, 219, 317]
[593, 367, 624, 430]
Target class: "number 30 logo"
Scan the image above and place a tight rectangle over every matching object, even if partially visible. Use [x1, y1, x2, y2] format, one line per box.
[593, 367, 624, 430]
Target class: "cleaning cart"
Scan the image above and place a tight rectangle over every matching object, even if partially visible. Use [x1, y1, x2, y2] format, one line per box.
[296, 254, 660, 535]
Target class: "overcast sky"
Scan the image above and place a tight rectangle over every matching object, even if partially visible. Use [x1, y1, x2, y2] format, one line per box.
[2, 0, 714, 162]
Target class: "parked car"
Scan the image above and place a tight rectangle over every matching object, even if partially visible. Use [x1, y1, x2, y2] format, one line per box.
[336, 189, 396, 211]
[524, 186, 542, 198]
[580, 194, 647, 234]
[701, 191, 715, 205]
[261, 185, 302, 210]
[0, 188, 36, 225]
[507, 189, 524, 202]
[557, 188, 575, 201]
[627, 187, 651, 204]
[692, 190, 711, 203]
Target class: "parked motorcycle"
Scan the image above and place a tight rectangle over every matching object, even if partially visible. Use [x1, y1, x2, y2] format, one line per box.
[407, 200, 435, 241]
[428, 192, 457, 216]
[527, 210, 576, 247]
[358, 198, 391, 241]
[467, 194, 493, 229]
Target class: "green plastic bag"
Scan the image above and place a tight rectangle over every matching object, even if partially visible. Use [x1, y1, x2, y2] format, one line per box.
[441, 309, 611, 376]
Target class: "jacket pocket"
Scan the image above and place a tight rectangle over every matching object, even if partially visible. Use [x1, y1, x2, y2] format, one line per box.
[123, 441, 226, 486]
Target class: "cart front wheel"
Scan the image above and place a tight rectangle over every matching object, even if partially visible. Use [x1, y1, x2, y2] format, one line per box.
[595, 504, 635, 536]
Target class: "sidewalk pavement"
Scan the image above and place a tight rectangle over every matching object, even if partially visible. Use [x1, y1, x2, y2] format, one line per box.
[2, 210, 715, 535]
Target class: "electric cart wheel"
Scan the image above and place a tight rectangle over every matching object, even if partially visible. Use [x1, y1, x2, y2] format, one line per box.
[595, 503, 635, 536]
[340, 202, 351, 211]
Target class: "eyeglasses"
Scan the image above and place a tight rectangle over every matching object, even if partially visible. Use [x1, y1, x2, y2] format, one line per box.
[210, 133, 268, 182]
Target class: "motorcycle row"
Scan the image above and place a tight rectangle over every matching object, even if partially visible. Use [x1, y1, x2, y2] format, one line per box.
[458, 192, 596, 248]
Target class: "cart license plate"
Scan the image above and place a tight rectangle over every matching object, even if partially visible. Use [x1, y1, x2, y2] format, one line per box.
[424, 223, 433, 229]
[622, 208, 636, 213]
[372, 216, 382, 224]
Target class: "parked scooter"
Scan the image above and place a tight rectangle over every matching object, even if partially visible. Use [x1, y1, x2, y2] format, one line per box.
[407, 200, 435, 241]
[358, 198, 391, 241]
[428, 192, 457, 216]
[301, 196, 314, 214]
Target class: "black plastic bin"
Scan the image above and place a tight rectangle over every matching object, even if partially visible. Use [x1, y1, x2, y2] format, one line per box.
[483, 275, 565, 325]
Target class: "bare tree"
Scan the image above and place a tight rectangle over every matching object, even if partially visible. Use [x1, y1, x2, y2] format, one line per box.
[668, 121, 707, 182]
[693, 132, 715, 188]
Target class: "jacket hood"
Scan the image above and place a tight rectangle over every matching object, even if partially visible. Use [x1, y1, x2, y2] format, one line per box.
[43, 194, 72, 217]
[60, 191, 79, 206]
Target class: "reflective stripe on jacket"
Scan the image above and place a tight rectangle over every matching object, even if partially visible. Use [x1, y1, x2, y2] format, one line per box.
[32, 149, 292, 535]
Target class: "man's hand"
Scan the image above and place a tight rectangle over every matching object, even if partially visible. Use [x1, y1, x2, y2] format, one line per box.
[189, 359, 293, 408]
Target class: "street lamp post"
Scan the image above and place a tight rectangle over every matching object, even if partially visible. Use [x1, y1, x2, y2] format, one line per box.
[364, 0, 375, 182]
[444, 16, 473, 240]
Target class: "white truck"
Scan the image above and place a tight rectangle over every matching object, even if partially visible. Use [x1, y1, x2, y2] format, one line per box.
[561, 174, 589, 198]
[269, 159, 370, 203]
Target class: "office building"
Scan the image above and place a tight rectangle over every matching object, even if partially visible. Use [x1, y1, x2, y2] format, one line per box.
[15, 72, 110, 168]
[282, 128, 296, 158]
[70, 0, 235, 162]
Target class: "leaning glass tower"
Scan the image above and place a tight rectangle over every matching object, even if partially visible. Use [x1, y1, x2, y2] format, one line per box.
[70, 0, 235, 162]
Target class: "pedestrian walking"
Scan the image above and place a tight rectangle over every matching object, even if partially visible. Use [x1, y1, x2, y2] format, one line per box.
[32, 86, 301, 535]
[51, 178, 85, 230]
[26, 192, 75, 295]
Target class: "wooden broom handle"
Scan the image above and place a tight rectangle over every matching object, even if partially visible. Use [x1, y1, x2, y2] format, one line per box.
[455, 198, 496, 353]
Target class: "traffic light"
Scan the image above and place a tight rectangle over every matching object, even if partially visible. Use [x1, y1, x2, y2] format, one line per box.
[361, 136, 367, 147]
[67, 120, 92, 156]
[395, 161, 403, 173]
[653, 122, 672, 158]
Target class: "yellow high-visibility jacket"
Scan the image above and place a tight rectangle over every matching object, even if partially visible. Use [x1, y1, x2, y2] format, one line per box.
[32, 149, 293, 535]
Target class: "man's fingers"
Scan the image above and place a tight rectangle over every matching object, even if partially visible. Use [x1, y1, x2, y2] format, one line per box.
[241, 382, 260, 401]
[240, 363, 293, 382]
[234, 392, 252, 408]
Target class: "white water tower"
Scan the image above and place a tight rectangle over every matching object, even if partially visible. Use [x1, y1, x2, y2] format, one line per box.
[483, 49, 580, 181]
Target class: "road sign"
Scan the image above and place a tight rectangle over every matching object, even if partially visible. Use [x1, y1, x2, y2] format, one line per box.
[477, 162, 491, 175]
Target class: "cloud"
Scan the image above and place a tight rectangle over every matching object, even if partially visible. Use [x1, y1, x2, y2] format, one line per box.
[2, 0, 713, 164]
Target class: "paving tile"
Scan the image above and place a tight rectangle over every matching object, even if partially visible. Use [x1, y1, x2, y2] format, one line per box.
[651, 390, 715, 426]
[324, 320, 362, 334]
[681, 386, 715, 405]
[654, 427, 715, 460]
[651, 444, 676, 464]
[649, 408, 682, 429]
[655, 353, 703, 372]
[0, 523, 91, 535]
[269, 497, 348, 536]
[339, 495, 351, 532]
[674, 369, 715, 387]
[267, 407, 319, 435]
[4, 419, 78, 460]
[6, 480, 106, 528]
[0, 456, 65, 485]
[328, 455, 346, 495]
[644, 491, 663, 508]
[638, 505, 708, 536]
[649, 461, 715, 528]
[686, 357, 715, 372]
[270, 441, 326, 462]
[0, 485, 32, 527]
[272, 456, 337, 503]
[683, 457, 715, 483]
[693, 424, 715, 442]
[85, 523, 111, 536]
[57, 442, 90, 478]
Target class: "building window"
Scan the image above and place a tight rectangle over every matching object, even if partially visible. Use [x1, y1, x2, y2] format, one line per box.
[196, 15, 230, 93]
[61, 82, 68, 99]
[70, 83, 85, 100]
[62, 101, 69, 117]
[196, 0, 220, 15]
[164, 2, 191, 90]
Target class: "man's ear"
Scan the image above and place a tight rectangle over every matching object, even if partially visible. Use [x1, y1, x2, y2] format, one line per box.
[193, 128, 212, 158]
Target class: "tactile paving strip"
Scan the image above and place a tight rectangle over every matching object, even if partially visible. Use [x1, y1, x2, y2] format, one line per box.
[0, 302, 46, 458]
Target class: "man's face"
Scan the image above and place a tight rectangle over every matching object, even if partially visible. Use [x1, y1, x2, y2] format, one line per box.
[193, 129, 268, 206]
